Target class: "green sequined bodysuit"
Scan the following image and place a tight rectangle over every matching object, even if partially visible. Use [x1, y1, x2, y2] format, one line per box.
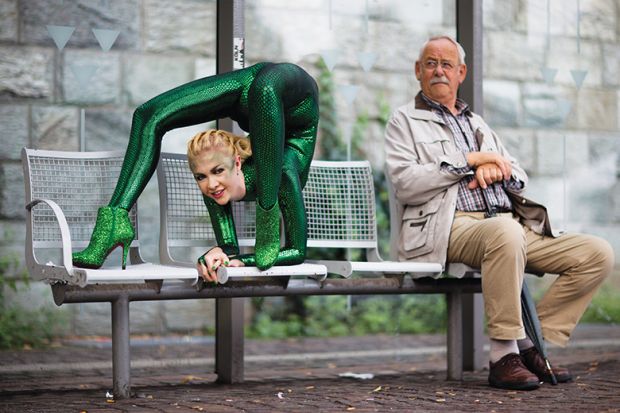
[82, 62, 319, 269]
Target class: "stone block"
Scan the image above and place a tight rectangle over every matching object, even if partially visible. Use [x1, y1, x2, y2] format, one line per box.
[63, 50, 120, 105]
[0, 0, 17, 42]
[495, 128, 536, 173]
[0, 105, 29, 160]
[542, 37, 602, 88]
[369, 0, 444, 26]
[31, 106, 79, 150]
[124, 55, 194, 106]
[484, 0, 518, 31]
[612, 182, 620, 223]
[162, 299, 216, 332]
[534, 130, 589, 176]
[83, 108, 132, 151]
[0, 163, 25, 219]
[144, 0, 216, 54]
[522, 83, 576, 128]
[518, 0, 616, 42]
[526, 176, 567, 225]
[129, 301, 164, 334]
[575, 89, 617, 131]
[20, 0, 139, 50]
[483, 80, 521, 127]
[579, 0, 617, 42]
[73, 302, 111, 336]
[602, 43, 620, 87]
[3, 280, 54, 311]
[194, 57, 216, 80]
[0, 220, 28, 278]
[0, 46, 54, 100]
[484, 31, 546, 81]
[588, 132, 620, 167]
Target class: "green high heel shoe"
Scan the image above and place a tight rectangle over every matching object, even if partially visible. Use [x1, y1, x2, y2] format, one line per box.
[72, 206, 135, 269]
[254, 201, 281, 270]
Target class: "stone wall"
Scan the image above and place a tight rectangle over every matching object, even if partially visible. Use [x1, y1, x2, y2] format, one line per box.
[1, 0, 619, 337]
[0, 0, 219, 336]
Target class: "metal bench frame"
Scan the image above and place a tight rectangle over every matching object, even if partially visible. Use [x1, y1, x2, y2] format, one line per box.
[22, 148, 483, 399]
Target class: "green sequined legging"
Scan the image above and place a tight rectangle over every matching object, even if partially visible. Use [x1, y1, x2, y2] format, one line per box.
[108, 62, 318, 267]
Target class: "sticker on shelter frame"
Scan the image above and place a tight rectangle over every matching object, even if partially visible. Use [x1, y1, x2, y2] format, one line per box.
[233, 37, 245, 69]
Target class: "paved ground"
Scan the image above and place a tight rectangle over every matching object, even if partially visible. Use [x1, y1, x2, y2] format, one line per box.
[1, 324, 619, 412]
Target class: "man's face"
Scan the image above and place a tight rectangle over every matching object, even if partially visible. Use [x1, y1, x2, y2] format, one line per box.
[415, 38, 467, 109]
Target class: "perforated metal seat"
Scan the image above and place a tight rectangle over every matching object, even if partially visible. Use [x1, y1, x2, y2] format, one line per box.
[22, 148, 198, 287]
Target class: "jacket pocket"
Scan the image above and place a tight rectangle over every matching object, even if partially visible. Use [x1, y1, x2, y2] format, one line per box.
[400, 191, 445, 258]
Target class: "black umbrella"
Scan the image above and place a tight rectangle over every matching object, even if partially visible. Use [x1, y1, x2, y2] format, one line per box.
[521, 279, 558, 385]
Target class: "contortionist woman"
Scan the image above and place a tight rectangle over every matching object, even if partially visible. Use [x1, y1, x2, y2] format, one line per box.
[72, 62, 319, 274]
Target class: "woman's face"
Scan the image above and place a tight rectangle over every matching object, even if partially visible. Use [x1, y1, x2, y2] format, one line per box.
[192, 148, 245, 205]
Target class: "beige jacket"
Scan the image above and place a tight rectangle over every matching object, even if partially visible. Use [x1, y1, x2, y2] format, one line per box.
[385, 93, 552, 267]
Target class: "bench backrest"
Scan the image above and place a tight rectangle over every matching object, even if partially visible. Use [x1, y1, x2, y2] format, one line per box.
[157, 153, 378, 265]
[22, 148, 140, 265]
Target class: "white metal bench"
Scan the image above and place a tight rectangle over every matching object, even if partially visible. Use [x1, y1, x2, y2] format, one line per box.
[22, 148, 482, 399]
[157, 154, 443, 280]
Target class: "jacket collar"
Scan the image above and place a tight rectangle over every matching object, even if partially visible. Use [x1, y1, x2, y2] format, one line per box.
[406, 92, 472, 123]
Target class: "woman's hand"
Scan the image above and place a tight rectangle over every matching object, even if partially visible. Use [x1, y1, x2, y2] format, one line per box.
[197, 247, 245, 283]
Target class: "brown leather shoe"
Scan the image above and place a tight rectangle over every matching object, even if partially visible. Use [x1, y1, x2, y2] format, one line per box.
[520, 346, 572, 383]
[489, 353, 541, 390]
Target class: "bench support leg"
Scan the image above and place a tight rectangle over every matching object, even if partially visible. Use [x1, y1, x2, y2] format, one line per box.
[446, 292, 463, 380]
[215, 297, 245, 383]
[462, 294, 485, 371]
[112, 296, 131, 399]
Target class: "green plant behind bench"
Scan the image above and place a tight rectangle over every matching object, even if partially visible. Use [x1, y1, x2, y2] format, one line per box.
[0, 239, 65, 350]
[246, 295, 447, 339]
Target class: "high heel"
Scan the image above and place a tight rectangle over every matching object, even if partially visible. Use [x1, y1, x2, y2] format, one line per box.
[72, 206, 135, 269]
[255, 201, 281, 270]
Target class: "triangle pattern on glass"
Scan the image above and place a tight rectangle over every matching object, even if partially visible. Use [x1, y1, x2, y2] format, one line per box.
[337, 84, 359, 105]
[92, 28, 120, 51]
[540, 67, 558, 84]
[69, 63, 99, 88]
[46, 25, 75, 50]
[570, 69, 588, 89]
[320, 49, 340, 71]
[357, 51, 377, 72]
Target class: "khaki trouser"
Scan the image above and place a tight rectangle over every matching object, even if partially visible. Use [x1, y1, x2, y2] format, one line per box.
[447, 211, 614, 346]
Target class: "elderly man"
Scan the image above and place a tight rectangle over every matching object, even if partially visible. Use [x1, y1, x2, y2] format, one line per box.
[384, 35, 614, 390]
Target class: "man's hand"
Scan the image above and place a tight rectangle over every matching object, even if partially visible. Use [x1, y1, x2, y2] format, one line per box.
[468, 162, 505, 189]
[466, 152, 512, 181]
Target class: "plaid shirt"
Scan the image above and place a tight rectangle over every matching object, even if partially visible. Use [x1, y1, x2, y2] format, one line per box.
[420, 93, 517, 213]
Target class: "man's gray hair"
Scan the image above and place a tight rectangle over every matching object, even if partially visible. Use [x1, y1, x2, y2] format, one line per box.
[417, 35, 467, 65]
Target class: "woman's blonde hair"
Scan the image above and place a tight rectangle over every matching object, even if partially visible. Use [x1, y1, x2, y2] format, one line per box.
[187, 129, 252, 171]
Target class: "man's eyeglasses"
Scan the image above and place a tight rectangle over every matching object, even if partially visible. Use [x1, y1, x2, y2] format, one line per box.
[422, 60, 457, 71]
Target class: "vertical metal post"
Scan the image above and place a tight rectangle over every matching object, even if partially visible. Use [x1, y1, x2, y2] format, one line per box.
[457, 0, 483, 114]
[112, 295, 131, 398]
[446, 292, 464, 380]
[215, 298, 246, 383]
[456, 0, 486, 372]
[216, 0, 245, 135]
[215, 0, 246, 384]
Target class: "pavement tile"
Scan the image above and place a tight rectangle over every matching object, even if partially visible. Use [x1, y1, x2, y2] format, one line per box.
[1, 325, 619, 412]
